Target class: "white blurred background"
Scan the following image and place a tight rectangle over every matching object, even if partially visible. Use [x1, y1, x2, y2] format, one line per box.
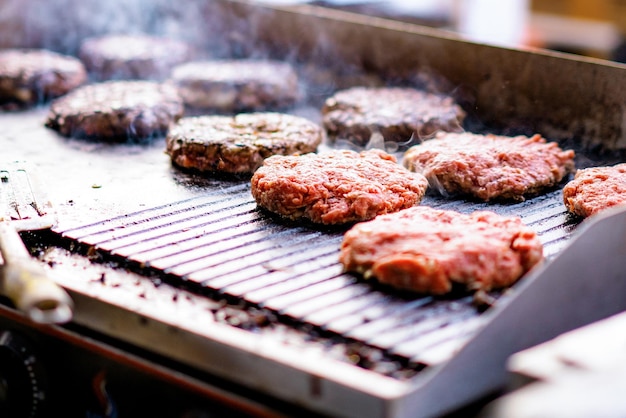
[258, 0, 626, 62]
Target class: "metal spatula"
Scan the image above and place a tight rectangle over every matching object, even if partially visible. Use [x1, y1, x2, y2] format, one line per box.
[0, 162, 72, 324]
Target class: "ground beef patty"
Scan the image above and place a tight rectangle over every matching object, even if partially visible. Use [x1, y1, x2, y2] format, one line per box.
[251, 149, 429, 225]
[340, 206, 544, 295]
[166, 113, 323, 174]
[169, 60, 301, 112]
[403, 132, 576, 201]
[321, 86, 466, 145]
[45, 81, 184, 141]
[79, 34, 194, 81]
[0, 49, 87, 110]
[562, 164, 626, 218]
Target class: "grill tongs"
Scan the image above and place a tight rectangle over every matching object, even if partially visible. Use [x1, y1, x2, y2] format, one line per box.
[0, 162, 72, 324]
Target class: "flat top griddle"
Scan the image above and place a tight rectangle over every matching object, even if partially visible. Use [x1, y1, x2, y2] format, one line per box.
[0, 102, 603, 375]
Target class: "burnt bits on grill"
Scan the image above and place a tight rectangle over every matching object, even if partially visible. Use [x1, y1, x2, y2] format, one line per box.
[168, 60, 301, 112]
[0, 49, 87, 110]
[340, 206, 544, 295]
[403, 132, 576, 201]
[251, 149, 429, 225]
[563, 163, 626, 218]
[78, 34, 195, 81]
[166, 112, 323, 174]
[45, 80, 184, 141]
[321, 86, 466, 146]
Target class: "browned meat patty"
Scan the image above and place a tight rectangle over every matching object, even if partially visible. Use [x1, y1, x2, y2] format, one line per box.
[562, 164, 626, 217]
[45, 81, 184, 141]
[79, 34, 194, 81]
[0, 49, 87, 110]
[166, 113, 323, 174]
[251, 149, 429, 225]
[340, 206, 544, 295]
[169, 60, 301, 112]
[321, 87, 466, 145]
[403, 132, 576, 201]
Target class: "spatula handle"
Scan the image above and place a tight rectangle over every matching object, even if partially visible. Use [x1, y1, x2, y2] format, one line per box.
[0, 221, 73, 324]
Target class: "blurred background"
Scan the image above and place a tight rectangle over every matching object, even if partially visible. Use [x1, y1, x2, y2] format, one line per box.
[1, 0, 625, 62]
[263, 0, 626, 63]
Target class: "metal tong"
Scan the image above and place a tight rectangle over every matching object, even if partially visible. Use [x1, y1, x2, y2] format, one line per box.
[0, 162, 72, 324]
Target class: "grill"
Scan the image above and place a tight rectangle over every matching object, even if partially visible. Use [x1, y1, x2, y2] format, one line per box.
[1, 1, 626, 417]
[51, 181, 575, 367]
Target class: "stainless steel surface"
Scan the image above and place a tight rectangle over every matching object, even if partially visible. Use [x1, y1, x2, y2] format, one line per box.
[0, 1, 626, 417]
[482, 256, 626, 418]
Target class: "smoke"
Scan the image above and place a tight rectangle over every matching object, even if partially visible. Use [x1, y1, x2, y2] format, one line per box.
[0, 0, 231, 55]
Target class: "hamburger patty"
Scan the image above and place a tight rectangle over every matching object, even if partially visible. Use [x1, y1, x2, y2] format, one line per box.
[79, 34, 194, 81]
[321, 86, 466, 145]
[166, 113, 323, 174]
[45, 81, 184, 141]
[251, 149, 429, 225]
[339, 206, 544, 295]
[169, 60, 301, 112]
[0, 49, 87, 110]
[562, 163, 626, 217]
[403, 132, 576, 201]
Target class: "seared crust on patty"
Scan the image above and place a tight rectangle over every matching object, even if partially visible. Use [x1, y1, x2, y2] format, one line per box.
[403, 132, 575, 201]
[79, 34, 194, 81]
[45, 80, 184, 141]
[251, 149, 429, 225]
[340, 206, 544, 295]
[321, 87, 466, 145]
[0, 49, 87, 109]
[562, 163, 626, 218]
[169, 60, 301, 112]
[166, 113, 323, 174]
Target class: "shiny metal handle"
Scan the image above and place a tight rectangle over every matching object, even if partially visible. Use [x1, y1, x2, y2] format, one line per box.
[0, 222, 73, 324]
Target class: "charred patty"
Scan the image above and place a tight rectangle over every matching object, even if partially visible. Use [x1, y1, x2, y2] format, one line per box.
[321, 86, 466, 145]
[562, 163, 626, 218]
[251, 149, 429, 225]
[79, 34, 194, 81]
[340, 206, 544, 295]
[0, 48, 87, 110]
[45, 80, 184, 141]
[403, 132, 576, 201]
[169, 59, 301, 112]
[166, 112, 324, 174]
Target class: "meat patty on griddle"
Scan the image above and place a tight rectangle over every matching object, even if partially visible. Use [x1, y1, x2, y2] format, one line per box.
[79, 34, 194, 81]
[169, 60, 301, 112]
[0, 49, 87, 110]
[340, 206, 544, 295]
[563, 163, 626, 218]
[321, 86, 466, 145]
[45, 80, 184, 141]
[403, 132, 576, 201]
[251, 149, 429, 225]
[166, 112, 323, 174]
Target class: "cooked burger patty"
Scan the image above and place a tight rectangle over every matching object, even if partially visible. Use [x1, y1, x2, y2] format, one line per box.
[562, 164, 626, 218]
[45, 81, 184, 141]
[321, 87, 466, 145]
[0, 49, 87, 110]
[403, 132, 576, 201]
[340, 206, 544, 295]
[251, 149, 429, 225]
[169, 60, 301, 112]
[79, 34, 194, 81]
[166, 113, 323, 174]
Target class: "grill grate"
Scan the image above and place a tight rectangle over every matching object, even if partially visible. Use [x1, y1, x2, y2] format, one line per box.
[54, 182, 579, 363]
